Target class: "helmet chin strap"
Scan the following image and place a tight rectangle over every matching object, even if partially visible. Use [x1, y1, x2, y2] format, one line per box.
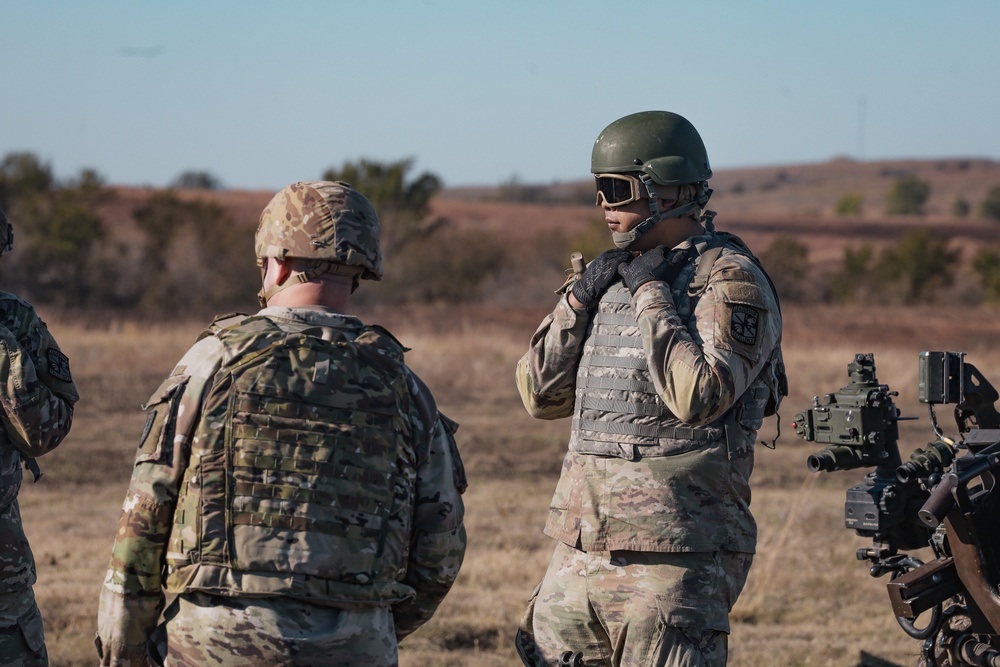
[611, 175, 701, 249]
[257, 260, 363, 308]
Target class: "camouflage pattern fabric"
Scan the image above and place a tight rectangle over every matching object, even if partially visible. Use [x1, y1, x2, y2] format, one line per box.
[255, 181, 383, 280]
[516, 542, 751, 667]
[97, 306, 466, 664]
[0, 589, 48, 666]
[516, 232, 781, 553]
[148, 592, 398, 666]
[514, 230, 781, 660]
[0, 293, 78, 666]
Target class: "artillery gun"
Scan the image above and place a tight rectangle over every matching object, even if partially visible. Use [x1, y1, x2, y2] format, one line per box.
[795, 352, 1000, 666]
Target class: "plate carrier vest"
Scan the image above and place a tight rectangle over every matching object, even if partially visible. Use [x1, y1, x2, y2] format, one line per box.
[568, 233, 786, 461]
[163, 315, 422, 605]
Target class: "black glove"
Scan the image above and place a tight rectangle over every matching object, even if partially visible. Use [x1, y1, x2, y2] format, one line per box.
[618, 246, 691, 295]
[571, 248, 633, 308]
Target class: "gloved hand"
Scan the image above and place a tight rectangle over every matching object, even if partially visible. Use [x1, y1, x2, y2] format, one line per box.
[618, 246, 691, 295]
[570, 248, 633, 308]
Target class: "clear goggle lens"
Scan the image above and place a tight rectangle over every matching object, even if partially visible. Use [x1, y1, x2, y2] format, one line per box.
[594, 173, 644, 208]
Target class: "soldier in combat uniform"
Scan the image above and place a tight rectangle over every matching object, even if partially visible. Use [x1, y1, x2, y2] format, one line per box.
[96, 181, 467, 666]
[0, 207, 79, 665]
[514, 111, 785, 667]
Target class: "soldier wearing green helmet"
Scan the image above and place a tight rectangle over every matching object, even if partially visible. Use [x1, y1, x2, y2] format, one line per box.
[0, 207, 78, 666]
[97, 181, 467, 666]
[515, 112, 786, 666]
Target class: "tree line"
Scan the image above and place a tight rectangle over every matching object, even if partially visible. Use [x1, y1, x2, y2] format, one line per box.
[2, 150, 999, 320]
[0, 153, 509, 318]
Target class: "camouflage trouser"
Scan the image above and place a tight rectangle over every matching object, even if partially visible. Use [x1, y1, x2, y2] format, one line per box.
[149, 592, 398, 667]
[0, 588, 47, 666]
[516, 542, 752, 667]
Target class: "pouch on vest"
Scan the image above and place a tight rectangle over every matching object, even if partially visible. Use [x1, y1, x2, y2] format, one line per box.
[136, 374, 190, 465]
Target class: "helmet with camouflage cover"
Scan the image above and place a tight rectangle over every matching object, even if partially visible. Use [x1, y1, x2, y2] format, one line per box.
[591, 111, 715, 249]
[0, 208, 12, 257]
[255, 180, 382, 281]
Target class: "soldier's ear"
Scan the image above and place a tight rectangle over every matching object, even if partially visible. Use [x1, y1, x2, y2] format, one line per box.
[272, 259, 295, 286]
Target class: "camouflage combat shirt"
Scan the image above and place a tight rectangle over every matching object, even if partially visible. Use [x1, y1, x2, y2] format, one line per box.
[97, 306, 467, 663]
[516, 231, 783, 553]
[0, 293, 78, 593]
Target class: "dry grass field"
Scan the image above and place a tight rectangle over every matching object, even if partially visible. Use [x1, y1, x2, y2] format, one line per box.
[20, 301, 1000, 667]
[16, 158, 1000, 664]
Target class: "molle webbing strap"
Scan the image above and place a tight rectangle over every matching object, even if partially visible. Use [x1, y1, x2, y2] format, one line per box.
[591, 312, 639, 327]
[596, 290, 633, 307]
[579, 396, 671, 417]
[577, 375, 657, 394]
[579, 354, 647, 370]
[573, 417, 723, 441]
[587, 333, 643, 349]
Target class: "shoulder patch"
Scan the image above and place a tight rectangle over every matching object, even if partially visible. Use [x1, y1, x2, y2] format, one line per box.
[729, 304, 761, 345]
[47, 348, 72, 382]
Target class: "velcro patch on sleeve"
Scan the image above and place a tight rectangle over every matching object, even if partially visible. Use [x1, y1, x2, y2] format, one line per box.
[729, 304, 761, 345]
[47, 349, 72, 382]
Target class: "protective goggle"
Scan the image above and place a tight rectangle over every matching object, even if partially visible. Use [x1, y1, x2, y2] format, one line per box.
[594, 173, 646, 208]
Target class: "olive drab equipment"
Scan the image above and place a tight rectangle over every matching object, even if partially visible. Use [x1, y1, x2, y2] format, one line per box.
[591, 111, 715, 250]
[255, 181, 383, 306]
[156, 315, 428, 605]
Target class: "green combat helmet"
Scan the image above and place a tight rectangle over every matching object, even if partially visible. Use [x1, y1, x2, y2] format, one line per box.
[591, 110, 714, 248]
[0, 208, 13, 257]
[255, 180, 382, 305]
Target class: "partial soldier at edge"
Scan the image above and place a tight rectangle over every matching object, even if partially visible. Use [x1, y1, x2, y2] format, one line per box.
[0, 207, 79, 666]
[95, 181, 467, 666]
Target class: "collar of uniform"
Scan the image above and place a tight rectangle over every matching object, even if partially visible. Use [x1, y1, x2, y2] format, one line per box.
[255, 305, 364, 329]
[672, 230, 714, 254]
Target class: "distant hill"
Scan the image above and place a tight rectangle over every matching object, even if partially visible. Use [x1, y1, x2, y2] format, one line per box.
[96, 156, 1000, 285]
[441, 157, 1000, 220]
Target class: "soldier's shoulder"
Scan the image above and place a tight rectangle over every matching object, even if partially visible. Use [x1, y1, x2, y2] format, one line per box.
[710, 243, 766, 281]
[355, 324, 410, 367]
[170, 334, 226, 380]
[0, 292, 40, 326]
[197, 312, 255, 341]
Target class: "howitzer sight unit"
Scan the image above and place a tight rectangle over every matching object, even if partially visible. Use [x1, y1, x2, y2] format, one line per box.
[795, 351, 1000, 666]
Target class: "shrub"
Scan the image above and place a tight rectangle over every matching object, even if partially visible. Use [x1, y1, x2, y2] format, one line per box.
[132, 192, 257, 315]
[885, 175, 930, 216]
[758, 236, 810, 303]
[0, 151, 55, 210]
[834, 193, 863, 217]
[830, 243, 874, 304]
[366, 227, 508, 304]
[979, 185, 1000, 222]
[873, 229, 960, 304]
[952, 197, 971, 218]
[973, 247, 1000, 304]
[171, 170, 223, 190]
[322, 158, 509, 305]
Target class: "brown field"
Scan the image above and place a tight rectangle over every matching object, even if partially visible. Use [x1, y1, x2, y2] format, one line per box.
[17, 158, 1000, 665]
[21, 301, 1000, 667]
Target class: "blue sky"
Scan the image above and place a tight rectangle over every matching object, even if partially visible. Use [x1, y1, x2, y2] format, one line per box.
[2, 1, 997, 190]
